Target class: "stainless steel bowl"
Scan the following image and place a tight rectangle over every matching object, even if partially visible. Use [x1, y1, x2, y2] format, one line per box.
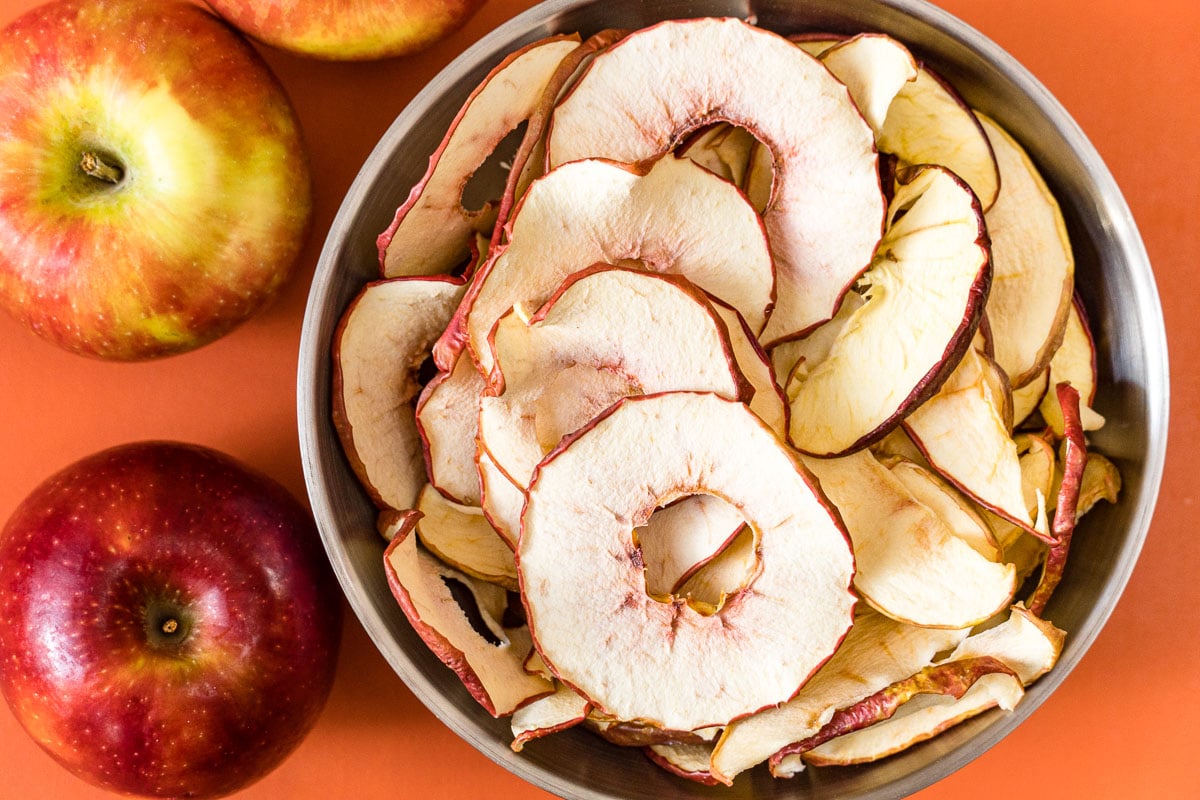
[297, 1, 1169, 796]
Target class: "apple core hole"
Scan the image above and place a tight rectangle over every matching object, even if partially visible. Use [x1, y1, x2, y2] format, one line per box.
[635, 493, 759, 615]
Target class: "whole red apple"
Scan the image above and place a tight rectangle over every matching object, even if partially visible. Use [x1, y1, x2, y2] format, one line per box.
[204, 0, 485, 61]
[0, 441, 343, 799]
[0, 0, 312, 361]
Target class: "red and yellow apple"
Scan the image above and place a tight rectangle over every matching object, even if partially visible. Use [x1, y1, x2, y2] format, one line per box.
[204, 0, 485, 61]
[0, 441, 343, 798]
[0, 0, 312, 361]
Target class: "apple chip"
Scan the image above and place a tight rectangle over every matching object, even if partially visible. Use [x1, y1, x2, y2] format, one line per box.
[333, 276, 466, 510]
[978, 113, 1075, 388]
[877, 65, 1000, 210]
[510, 683, 590, 751]
[416, 353, 486, 505]
[646, 742, 721, 786]
[885, 457, 999, 560]
[377, 35, 582, 277]
[1039, 296, 1106, 436]
[787, 165, 990, 456]
[818, 33, 918, 133]
[519, 392, 856, 732]
[454, 155, 774, 373]
[635, 494, 746, 598]
[710, 609, 967, 784]
[546, 16, 885, 345]
[801, 449, 1016, 629]
[414, 484, 517, 590]
[383, 511, 553, 716]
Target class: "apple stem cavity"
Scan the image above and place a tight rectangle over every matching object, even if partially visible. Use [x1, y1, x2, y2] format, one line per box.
[80, 151, 125, 185]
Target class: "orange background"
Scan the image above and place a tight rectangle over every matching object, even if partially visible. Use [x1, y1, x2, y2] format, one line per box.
[0, 0, 1195, 798]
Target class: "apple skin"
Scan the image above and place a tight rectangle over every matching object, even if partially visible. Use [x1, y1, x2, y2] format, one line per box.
[0, 441, 343, 798]
[0, 0, 312, 361]
[204, 0, 485, 61]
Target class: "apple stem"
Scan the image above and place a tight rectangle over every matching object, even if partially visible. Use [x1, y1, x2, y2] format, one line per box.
[80, 151, 124, 184]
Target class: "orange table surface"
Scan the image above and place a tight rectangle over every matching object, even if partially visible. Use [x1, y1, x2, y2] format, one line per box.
[0, 0, 1195, 798]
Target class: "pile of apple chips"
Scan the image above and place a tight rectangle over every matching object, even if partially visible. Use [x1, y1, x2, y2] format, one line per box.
[332, 18, 1122, 785]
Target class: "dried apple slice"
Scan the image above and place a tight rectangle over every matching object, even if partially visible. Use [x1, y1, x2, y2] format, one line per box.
[646, 742, 721, 786]
[477, 450, 522, 550]
[414, 484, 517, 590]
[377, 35, 582, 278]
[673, 525, 757, 608]
[1027, 383, 1088, 616]
[885, 457, 1000, 560]
[1013, 366, 1050, 428]
[976, 113, 1075, 388]
[710, 298, 787, 435]
[478, 266, 751, 523]
[801, 449, 1016, 629]
[818, 33, 918, 133]
[383, 511, 554, 716]
[877, 65, 999, 210]
[676, 122, 757, 186]
[1039, 295, 1106, 436]
[519, 392, 856, 732]
[333, 276, 466, 510]
[904, 346, 1045, 536]
[416, 352, 486, 505]
[451, 154, 775, 373]
[510, 683, 590, 751]
[546, 17, 885, 345]
[786, 165, 990, 456]
[947, 605, 1066, 686]
[709, 608, 967, 784]
[791, 660, 1023, 769]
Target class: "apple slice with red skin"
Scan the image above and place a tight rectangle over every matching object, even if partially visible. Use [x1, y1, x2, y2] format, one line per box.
[676, 123, 758, 187]
[510, 683, 590, 751]
[646, 742, 722, 786]
[786, 164, 991, 457]
[416, 351, 486, 505]
[877, 65, 1000, 211]
[947, 605, 1066, 686]
[449, 154, 775, 375]
[978, 113, 1075, 389]
[519, 392, 857, 733]
[785, 659, 1023, 771]
[768, 656, 1019, 769]
[332, 275, 465, 510]
[801, 449, 1015, 629]
[545, 16, 885, 346]
[1013, 366, 1050, 428]
[479, 266, 751, 513]
[414, 484, 517, 590]
[710, 298, 788, 435]
[1056, 451, 1121, 520]
[709, 609, 968, 784]
[1039, 295, 1106, 436]
[1027, 383, 1088, 616]
[672, 524, 757, 609]
[818, 34, 918, 134]
[477, 449, 523, 550]
[904, 346, 1047, 538]
[383, 511, 554, 717]
[377, 35, 582, 278]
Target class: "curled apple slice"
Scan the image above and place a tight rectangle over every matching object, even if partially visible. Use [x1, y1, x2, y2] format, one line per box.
[546, 16, 884, 345]
[414, 484, 517, 590]
[786, 165, 990, 457]
[948, 605, 1066, 686]
[673, 525, 757, 609]
[416, 352, 485, 505]
[519, 392, 856, 732]
[978, 113, 1075, 388]
[377, 35, 582, 278]
[885, 457, 1000, 561]
[801, 450, 1016, 629]
[710, 609, 967, 784]
[1039, 295, 1106, 436]
[383, 511, 554, 716]
[877, 65, 1000, 210]
[332, 276, 465, 510]
[453, 155, 775, 373]
[786, 658, 1022, 770]
[904, 346, 1045, 537]
[818, 33, 918, 134]
[646, 742, 722, 786]
[509, 683, 590, 751]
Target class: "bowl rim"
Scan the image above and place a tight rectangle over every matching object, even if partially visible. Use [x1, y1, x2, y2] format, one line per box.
[297, 0, 1170, 796]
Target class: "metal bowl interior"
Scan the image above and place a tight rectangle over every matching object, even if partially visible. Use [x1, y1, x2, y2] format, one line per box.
[297, 0, 1169, 797]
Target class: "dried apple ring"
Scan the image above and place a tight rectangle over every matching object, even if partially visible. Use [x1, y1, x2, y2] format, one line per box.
[518, 391, 857, 732]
